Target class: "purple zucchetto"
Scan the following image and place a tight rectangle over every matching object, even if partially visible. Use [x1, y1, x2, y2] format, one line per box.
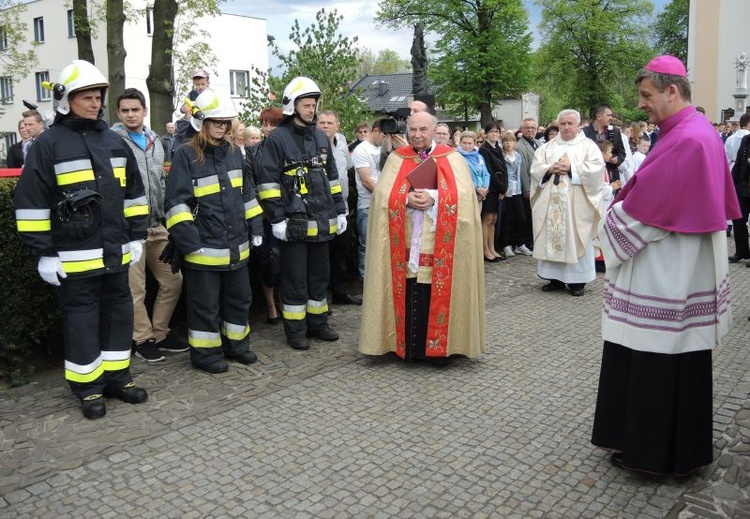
[644, 55, 687, 77]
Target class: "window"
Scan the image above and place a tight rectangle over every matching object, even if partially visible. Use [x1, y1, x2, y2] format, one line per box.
[0, 28, 7, 51]
[67, 10, 75, 38]
[230, 70, 249, 97]
[34, 17, 45, 43]
[146, 6, 153, 36]
[0, 76, 13, 104]
[36, 71, 51, 102]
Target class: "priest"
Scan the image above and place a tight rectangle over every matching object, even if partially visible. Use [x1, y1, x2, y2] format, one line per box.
[591, 55, 741, 475]
[359, 111, 485, 361]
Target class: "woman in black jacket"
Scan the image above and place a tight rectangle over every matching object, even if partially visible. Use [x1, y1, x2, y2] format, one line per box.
[477, 122, 508, 262]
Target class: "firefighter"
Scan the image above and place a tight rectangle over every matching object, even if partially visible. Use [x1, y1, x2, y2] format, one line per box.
[14, 60, 149, 419]
[257, 77, 347, 350]
[164, 89, 264, 373]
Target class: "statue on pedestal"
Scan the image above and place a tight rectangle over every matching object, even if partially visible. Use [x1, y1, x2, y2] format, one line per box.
[735, 52, 748, 90]
[411, 23, 428, 95]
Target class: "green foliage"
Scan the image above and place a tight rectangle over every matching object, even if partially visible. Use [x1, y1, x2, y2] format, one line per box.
[533, 0, 654, 116]
[239, 8, 371, 136]
[357, 48, 411, 76]
[653, 0, 688, 63]
[377, 0, 532, 125]
[0, 179, 63, 387]
[0, 1, 38, 82]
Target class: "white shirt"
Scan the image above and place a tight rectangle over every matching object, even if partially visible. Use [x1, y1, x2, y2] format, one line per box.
[725, 128, 750, 169]
[352, 140, 382, 210]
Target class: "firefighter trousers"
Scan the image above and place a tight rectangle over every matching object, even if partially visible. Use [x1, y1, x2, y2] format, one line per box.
[280, 240, 330, 340]
[183, 267, 251, 368]
[57, 271, 134, 400]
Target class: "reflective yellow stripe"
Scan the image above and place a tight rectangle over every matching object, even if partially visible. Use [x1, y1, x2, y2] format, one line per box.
[230, 177, 243, 188]
[62, 258, 105, 273]
[166, 212, 193, 229]
[282, 304, 306, 320]
[122, 252, 131, 265]
[221, 322, 250, 341]
[245, 205, 263, 219]
[113, 167, 126, 187]
[259, 189, 280, 200]
[307, 301, 329, 315]
[188, 330, 222, 348]
[184, 254, 230, 266]
[330, 184, 342, 194]
[124, 204, 148, 218]
[57, 170, 95, 186]
[65, 364, 104, 383]
[194, 183, 220, 197]
[102, 359, 130, 371]
[17, 220, 51, 231]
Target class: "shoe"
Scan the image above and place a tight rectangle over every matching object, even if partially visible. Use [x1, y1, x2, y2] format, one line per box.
[514, 244, 533, 256]
[484, 256, 500, 263]
[727, 224, 733, 237]
[81, 394, 106, 419]
[496, 252, 507, 261]
[570, 288, 585, 297]
[307, 328, 339, 342]
[729, 254, 749, 263]
[194, 360, 228, 373]
[134, 339, 166, 363]
[103, 382, 148, 404]
[332, 293, 362, 305]
[610, 452, 625, 469]
[288, 336, 310, 350]
[230, 351, 258, 365]
[541, 281, 564, 292]
[502, 246, 515, 257]
[266, 307, 281, 325]
[155, 334, 189, 353]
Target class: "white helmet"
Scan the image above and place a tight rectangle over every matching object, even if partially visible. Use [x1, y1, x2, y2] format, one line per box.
[281, 76, 322, 119]
[54, 60, 109, 115]
[190, 88, 237, 131]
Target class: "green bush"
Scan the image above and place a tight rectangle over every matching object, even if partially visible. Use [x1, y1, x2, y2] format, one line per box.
[0, 178, 63, 387]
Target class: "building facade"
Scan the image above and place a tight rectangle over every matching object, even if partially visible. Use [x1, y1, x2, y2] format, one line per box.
[1, 0, 268, 160]
[688, 0, 750, 123]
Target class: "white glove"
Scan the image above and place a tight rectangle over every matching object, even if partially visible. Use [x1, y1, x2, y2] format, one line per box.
[252, 235, 263, 247]
[336, 214, 347, 235]
[129, 240, 144, 264]
[38, 256, 67, 286]
[272, 221, 288, 241]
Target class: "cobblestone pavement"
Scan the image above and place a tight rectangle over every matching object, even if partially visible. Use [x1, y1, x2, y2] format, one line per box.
[2, 248, 750, 518]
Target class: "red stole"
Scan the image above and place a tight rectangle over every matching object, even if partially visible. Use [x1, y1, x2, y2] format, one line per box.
[387, 144, 459, 358]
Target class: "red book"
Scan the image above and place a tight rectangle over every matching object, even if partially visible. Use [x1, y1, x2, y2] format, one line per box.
[407, 157, 437, 189]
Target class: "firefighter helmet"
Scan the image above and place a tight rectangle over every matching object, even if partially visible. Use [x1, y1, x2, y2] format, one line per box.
[281, 77, 322, 121]
[54, 60, 109, 115]
[190, 88, 237, 131]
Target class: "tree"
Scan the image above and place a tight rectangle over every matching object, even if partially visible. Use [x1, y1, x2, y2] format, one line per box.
[106, 0, 126, 122]
[239, 8, 371, 136]
[357, 48, 411, 76]
[0, 1, 37, 82]
[652, 0, 688, 63]
[376, 0, 532, 126]
[146, 0, 221, 133]
[72, 0, 95, 63]
[534, 0, 654, 116]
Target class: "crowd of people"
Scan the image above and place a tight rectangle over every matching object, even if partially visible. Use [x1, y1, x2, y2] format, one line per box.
[8, 54, 746, 482]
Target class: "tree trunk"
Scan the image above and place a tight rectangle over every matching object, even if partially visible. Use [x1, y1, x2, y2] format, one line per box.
[146, 0, 179, 136]
[479, 101, 493, 128]
[73, 0, 95, 63]
[106, 0, 126, 123]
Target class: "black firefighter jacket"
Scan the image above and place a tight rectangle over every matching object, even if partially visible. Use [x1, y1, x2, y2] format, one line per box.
[14, 115, 147, 278]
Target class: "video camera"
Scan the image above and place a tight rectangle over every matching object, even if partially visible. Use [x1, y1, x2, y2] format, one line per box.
[380, 118, 407, 135]
[380, 107, 411, 135]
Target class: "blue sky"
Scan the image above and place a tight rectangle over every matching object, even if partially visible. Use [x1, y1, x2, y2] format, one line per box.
[224, 0, 671, 62]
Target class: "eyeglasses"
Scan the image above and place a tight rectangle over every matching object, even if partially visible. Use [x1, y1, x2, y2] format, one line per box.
[209, 119, 232, 128]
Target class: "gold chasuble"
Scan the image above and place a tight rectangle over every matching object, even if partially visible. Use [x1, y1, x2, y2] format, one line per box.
[359, 144, 486, 359]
